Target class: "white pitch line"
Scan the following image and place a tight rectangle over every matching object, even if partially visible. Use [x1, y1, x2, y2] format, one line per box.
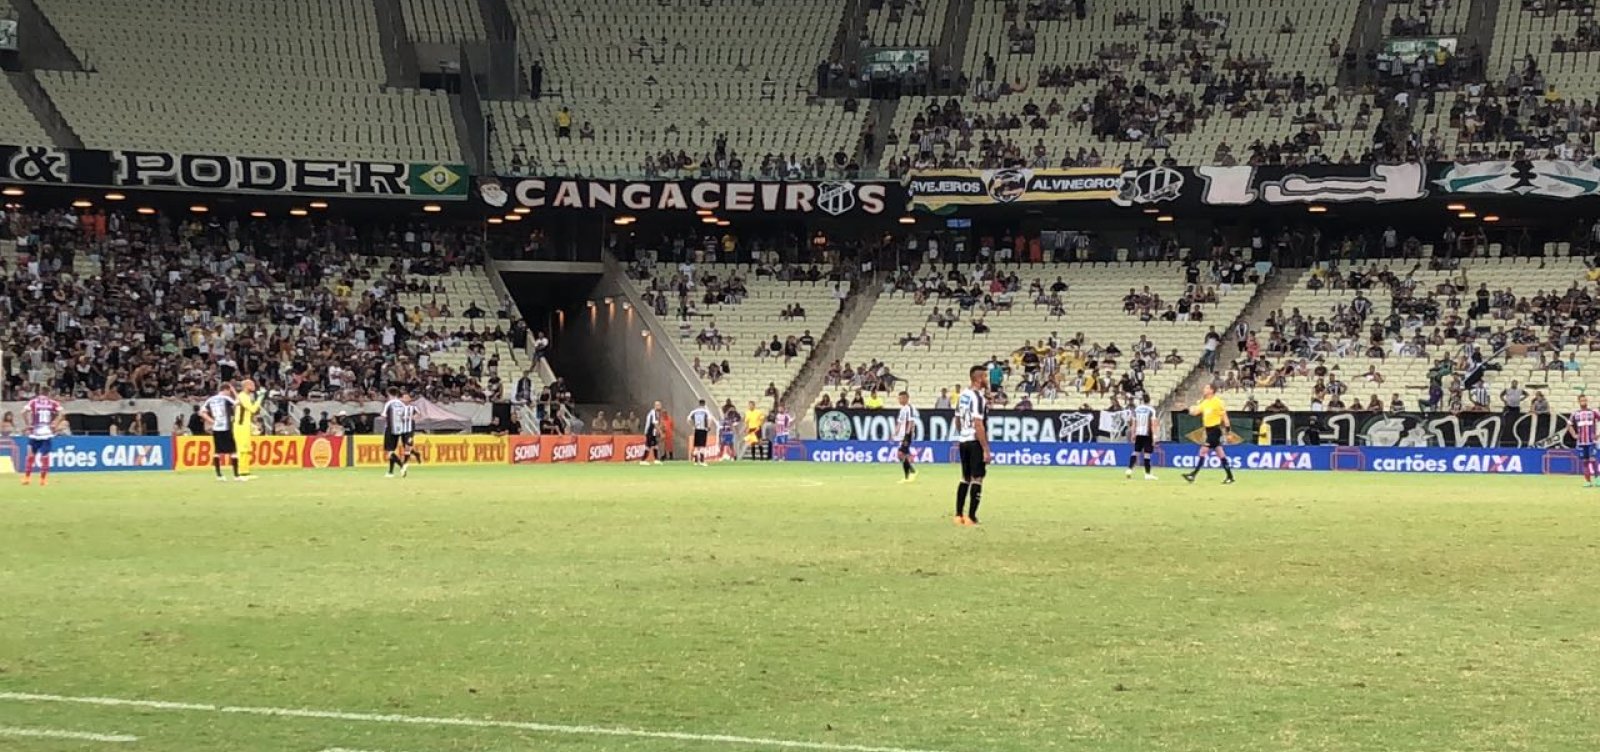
[0, 691, 954, 752]
[0, 725, 138, 743]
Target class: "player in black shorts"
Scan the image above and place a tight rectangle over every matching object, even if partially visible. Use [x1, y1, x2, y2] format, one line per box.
[954, 365, 991, 526]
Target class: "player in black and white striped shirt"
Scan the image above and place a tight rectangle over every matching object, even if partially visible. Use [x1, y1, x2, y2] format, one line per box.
[894, 391, 919, 483]
[382, 387, 417, 478]
[641, 400, 665, 465]
[200, 382, 242, 481]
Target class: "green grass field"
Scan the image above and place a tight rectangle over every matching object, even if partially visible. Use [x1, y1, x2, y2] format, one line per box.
[3, 463, 1599, 752]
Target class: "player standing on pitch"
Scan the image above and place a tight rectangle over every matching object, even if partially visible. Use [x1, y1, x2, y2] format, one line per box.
[382, 387, 417, 478]
[1568, 395, 1598, 486]
[1126, 393, 1159, 480]
[773, 405, 793, 461]
[895, 391, 919, 483]
[20, 386, 65, 486]
[687, 399, 717, 466]
[201, 382, 242, 481]
[641, 400, 665, 465]
[1182, 383, 1235, 485]
[954, 366, 991, 525]
[233, 378, 263, 479]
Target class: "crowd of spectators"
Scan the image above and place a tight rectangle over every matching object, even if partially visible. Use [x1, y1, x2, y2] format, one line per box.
[1215, 259, 1600, 411]
[1, 208, 532, 405]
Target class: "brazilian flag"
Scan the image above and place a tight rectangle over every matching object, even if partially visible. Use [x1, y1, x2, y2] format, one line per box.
[408, 163, 468, 197]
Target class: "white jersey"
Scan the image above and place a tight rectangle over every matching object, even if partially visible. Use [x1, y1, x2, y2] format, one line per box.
[203, 394, 236, 432]
[1132, 404, 1157, 437]
[644, 408, 661, 435]
[895, 404, 920, 441]
[688, 407, 714, 431]
[954, 388, 987, 443]
[384, 399, 416, 434]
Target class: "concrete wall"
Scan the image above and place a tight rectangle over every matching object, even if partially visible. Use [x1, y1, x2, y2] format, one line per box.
[554, 271, 714, 456]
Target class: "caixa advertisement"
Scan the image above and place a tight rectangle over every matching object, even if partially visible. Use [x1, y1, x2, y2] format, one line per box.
[800, 441, 1578, 476]
[2, 436, 173, 473]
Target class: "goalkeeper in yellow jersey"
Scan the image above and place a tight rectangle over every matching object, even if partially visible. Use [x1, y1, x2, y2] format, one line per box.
[233, 379, 263, 480]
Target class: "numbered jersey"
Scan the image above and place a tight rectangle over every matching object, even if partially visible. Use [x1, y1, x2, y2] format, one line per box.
[954, 388, 986, 443]
[1131, 404, 1157, 437]
[203, 394, 236, 432]
[25, 397, 63, 440]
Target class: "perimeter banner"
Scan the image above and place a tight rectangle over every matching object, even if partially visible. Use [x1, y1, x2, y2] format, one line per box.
[508, 435, 649, 464]
[176, 435, 346, 471]
[2, 436, 173, 473]
[814, 407, 1126, 443]
[352, 434, 508, 466]
[801, 441, 1577, 475]
[907, 167, 1122, 209]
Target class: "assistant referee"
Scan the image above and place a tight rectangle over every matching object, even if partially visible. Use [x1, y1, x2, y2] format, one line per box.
[1182, 383, 1235, 485]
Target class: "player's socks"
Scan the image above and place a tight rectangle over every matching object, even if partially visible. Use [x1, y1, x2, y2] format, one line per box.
[213, 456, 223, 478]
[230, 457, 241, 478]
[1223, 464, 1235, 481]
[39, 455, 50, 485]
[1143, 457, 1152, 475]
[902, 459, 913, 479]
[956, 481, 969, 519]
[967, 485, 982, 524]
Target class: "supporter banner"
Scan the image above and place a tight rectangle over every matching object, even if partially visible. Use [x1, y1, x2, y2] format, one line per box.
[1170, 411, 1572, 448]
[478, 177, 896, 216]
[351, 434, 507, 466]
[176, 435, 346, 471]
[1194, 163, 1430, 206]
[801, 441, 1574, 475]
[814, 408, 1126, 443]
[1434, 159, 1600, 199]
[508, 435, 649, 464]
[1, 436, 172, 473]
[907, 168, 1121, 209]
[113, 151, 469, 198]
[0, 144, 113, 185]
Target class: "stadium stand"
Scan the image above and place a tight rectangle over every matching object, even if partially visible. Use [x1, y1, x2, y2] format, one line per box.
[865, 0, 950, 47]
[401, 0, 487, 44]
[621, 261, 842, 409]
[882, 0, 1373, 173]
[1415, 0, 1600, 162]
[0, 210, 533, 404]
[0, 83, 51, 145]
[1222, 255, 1600, 412]
[828, 259, 1256, 410]
[31, 0, 461, 162]
[488, 0, 866, 176]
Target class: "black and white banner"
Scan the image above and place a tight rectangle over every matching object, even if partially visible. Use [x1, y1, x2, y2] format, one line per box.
[1194, 163, 1430, 206]
[814, 408, 1133, 443]
[1175, 410, 1573, 448]
[480, 177, 898, 216]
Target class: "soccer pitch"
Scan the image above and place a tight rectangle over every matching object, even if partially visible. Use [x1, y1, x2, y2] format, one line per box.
[3, 464, 1599, 752]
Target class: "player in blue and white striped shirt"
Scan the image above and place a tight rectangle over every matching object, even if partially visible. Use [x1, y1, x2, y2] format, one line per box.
[1125, 393, 1159, 480]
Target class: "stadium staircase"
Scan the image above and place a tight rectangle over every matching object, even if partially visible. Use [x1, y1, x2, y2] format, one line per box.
[934, 0, 974, 91]
[373, 0, 422, 87]
[784, 270, 884, 436]
[1164, 267, 1301, 411]
[7, 72, 81, 148]
[1466, 0, 1502, 61]
[1339, 0, 1389, 89]
[5, 0, 81, 71]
